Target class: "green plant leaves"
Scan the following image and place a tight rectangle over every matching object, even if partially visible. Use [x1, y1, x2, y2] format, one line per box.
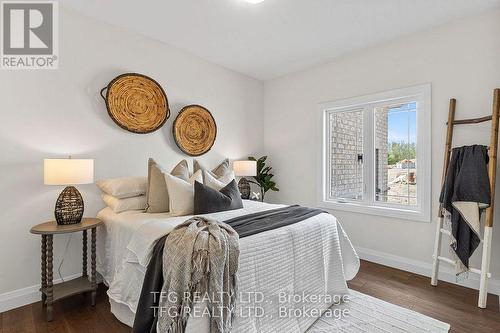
[247, 156, 279, 200]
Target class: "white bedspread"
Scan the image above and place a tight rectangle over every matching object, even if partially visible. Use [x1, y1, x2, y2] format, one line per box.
[97, 200, 359, 333]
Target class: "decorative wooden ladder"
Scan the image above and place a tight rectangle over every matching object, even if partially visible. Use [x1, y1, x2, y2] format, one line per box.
[431, 88, 500, 308]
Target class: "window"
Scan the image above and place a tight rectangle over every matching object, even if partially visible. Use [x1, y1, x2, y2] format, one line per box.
[318, 84, 431, 222]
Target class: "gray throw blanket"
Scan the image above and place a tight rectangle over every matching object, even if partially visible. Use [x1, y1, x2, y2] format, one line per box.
[157, 217, 239, 333]
[439, 145, 490, 276]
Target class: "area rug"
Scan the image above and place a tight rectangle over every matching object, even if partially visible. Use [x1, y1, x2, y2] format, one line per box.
[307, 289, 450, 333]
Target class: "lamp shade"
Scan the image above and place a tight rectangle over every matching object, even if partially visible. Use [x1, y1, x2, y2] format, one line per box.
[44, 159, 94, 185]
[233, 160, 257, 177]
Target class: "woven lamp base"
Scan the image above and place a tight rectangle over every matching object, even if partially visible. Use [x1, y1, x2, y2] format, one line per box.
[55, 186, 84, 225]
[238, 178, 251, 199]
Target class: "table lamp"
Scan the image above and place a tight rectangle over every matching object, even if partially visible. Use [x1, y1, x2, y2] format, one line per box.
[44, 158, 94, 225]
[233, 160, 257, 199]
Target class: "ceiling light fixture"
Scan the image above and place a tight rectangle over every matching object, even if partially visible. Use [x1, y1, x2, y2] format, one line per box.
[245, 0, 265, 4]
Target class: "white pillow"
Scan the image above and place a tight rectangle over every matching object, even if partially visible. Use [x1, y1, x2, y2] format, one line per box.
[203, 170, 235, 191]
[164, 170, 203, 217]
[102, 194, 147, 213]
[145, 159, 190, 213]
[96, 177, 147, 199]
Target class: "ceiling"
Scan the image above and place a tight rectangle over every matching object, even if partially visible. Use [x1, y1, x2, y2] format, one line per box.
[64, 0, 500, 80]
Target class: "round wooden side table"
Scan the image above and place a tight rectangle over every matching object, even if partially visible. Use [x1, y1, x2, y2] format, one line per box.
[30, 218, 103, 321]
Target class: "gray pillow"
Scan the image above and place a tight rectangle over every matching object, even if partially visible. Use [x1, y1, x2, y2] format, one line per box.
[193, 158, 231, 180]
[194, 179, 243, 214]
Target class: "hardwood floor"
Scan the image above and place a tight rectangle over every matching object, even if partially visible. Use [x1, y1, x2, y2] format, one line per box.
[1, 286, 130, 333]
[350, 261, 500, 333]
[1, 260, 499, 332]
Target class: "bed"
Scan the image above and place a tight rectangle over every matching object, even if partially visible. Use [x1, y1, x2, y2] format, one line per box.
[96, 200, 360, 332]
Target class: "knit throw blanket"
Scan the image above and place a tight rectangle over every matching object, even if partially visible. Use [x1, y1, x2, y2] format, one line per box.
[157, 217, 239, 333]
[439, 145, 491, 277]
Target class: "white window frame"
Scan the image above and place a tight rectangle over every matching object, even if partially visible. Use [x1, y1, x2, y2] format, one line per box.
[317, 84, 431, 222]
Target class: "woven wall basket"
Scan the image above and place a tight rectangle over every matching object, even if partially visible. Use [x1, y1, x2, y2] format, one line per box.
[100, 73, 169, 134]
[173, 105, 217, 156]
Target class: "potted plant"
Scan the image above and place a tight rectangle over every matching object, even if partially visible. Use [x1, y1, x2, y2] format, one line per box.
[247, 156, 279, 202]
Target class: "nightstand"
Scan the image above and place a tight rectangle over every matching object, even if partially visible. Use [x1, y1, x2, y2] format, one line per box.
[30, 218, 103, 321]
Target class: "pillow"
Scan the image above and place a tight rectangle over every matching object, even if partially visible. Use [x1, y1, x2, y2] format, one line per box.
[193, 158, 232, 179]
[203, 170, 235, 191]
[96, 177, 147, 199]
[194, 179, 243, 214]
[145, 158, 190, 213]
[102, 194, 147, 213]
[164, 170, 203, 217]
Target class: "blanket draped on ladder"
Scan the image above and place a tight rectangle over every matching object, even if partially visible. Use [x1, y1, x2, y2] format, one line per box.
[439, 145, 491, 276]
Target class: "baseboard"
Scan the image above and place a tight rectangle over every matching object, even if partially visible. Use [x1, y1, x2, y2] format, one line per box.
[0, 273, 81, 313]
[356, 246, 500, 296]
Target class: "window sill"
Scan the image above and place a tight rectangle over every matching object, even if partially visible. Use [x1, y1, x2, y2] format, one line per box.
[317, 200, 430, 223]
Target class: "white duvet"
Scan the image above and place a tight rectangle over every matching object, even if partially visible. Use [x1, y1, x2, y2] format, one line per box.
[97, 200, 360, 333]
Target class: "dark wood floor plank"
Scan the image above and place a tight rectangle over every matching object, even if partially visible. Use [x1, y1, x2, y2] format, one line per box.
[60, 291, 118, 332]
[31, 301, 69, 333]
[2, 305, 36, 333]
[349, 260, 500, 333]
[2, 260, 500, 333]
[94, 293, 130, 333]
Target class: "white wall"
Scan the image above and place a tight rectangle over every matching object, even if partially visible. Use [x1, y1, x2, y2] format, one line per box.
[0, 7, 264, 307]
[264, 10, 500, 289]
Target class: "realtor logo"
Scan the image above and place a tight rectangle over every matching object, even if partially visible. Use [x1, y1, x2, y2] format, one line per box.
[1, 1, 58, 69]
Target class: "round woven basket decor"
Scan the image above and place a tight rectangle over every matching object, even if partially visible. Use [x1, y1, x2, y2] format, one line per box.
[173, 105, 217, 156]
[102, 73, 169, 134]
